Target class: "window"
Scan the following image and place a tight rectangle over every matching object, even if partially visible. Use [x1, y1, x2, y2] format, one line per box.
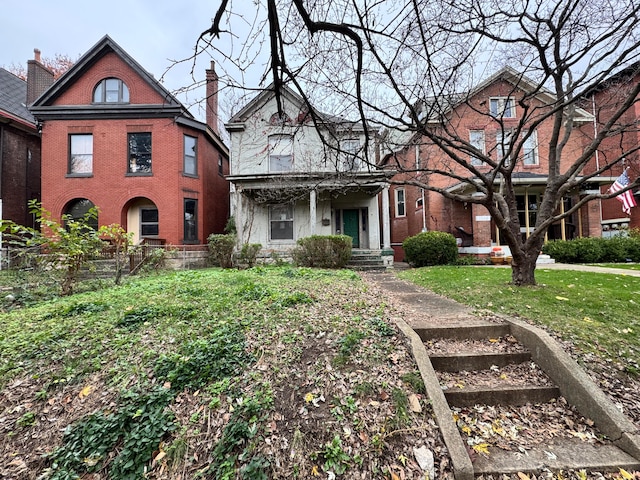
[93, 78, 129, 103]
[516, 193, 539, 232]
[269, 204, 294, 240]
[496, 129, 513, 166]
[69, 134, 93, 174]
[64, 199, 98, 231]
[218, 155, 224, 175]
[269, 134, 293, 172]
[490, 97, 515, 118]
[184, 199, 198, 242]
[395, 188, 406, 217]
[522, 130, 539, 165]
[341, 139, 360, 171]
[140, 207, 159, 237]
[469, 130, 485, 166]
[128, 133, 152, 173]
[184, 135, 197, 176]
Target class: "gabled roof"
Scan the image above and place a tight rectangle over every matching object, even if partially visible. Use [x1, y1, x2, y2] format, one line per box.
[226, 83, 364, 132]
[0, 68, 36, 128]
[420, 66, 593, 123]
[30, 35, 188, 119]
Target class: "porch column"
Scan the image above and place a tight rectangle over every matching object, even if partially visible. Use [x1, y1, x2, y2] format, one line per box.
[233, 187, 243, 244]
[309, 189, 317, 235]
[382, 185, 391, 249]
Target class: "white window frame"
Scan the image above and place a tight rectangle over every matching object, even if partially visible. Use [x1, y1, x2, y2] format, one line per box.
[522, 129, 539, 165]
[395, 188, 406, 218]
[496, 129, 514, 166]
[183, 135, 197, 176]
[340, 138, 361, 171]
[269, 204, 294, 241]
[490, 97, 515, 119]
[69, 134, 93, 175]
[469, 130, 485, 166]
[268, 134, 294, 172]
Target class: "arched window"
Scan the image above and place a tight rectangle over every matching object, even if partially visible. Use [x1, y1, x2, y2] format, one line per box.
[93, 78, 129, 103]
[64, 198, 98, 231]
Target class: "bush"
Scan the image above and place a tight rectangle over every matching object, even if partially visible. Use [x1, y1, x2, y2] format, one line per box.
[402, 231, 458, 267]
[542, 235, 640, 263]
[208, 234, 236, 268]
[237, 243, 262, 268]
[292, 235, 352, 268]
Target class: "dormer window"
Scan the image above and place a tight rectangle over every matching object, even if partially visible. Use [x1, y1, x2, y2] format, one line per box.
[93, 78, 129, 103]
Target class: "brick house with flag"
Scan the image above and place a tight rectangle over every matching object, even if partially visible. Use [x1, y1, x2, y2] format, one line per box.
[29, 35, 229, 246]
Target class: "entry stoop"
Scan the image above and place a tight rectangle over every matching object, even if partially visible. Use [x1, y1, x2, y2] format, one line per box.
[347, 249, 387, 271]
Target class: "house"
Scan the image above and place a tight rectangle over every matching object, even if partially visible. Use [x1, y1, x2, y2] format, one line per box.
[29, 35, 229, 246]
[0, 51, 53, 229]
[381, 67, 609, 261]
[225, 84, 393, 263]
[584, 63, 640, 234]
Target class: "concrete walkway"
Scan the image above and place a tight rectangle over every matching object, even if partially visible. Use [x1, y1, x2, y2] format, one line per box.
[535, 262, 640, 276]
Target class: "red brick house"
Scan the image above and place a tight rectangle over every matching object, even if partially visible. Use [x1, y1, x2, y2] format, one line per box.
[584, 63, 640, 233]
[382, 67, 603, 261]
[0, 53, 53, 229]
[29, 36, 229, 246]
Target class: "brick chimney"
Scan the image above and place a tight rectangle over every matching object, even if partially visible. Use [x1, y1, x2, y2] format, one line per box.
[27, 48, 54, 105]
[206, 61, 219, 134]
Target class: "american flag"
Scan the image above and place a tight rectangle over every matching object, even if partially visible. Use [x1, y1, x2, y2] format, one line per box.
[609, 169, 637, 215]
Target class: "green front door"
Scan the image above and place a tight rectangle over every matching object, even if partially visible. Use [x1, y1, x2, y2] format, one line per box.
[343, 209, 359, 247]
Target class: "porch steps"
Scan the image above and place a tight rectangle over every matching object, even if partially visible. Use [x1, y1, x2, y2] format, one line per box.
[347, 249, 387, 271]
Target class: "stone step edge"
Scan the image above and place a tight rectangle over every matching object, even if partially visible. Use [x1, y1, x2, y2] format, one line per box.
[443, 384, 560, 407]
[429, 352, 532, 372]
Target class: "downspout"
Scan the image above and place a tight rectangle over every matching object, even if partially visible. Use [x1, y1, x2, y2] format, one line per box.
[416, 143, 427, 232]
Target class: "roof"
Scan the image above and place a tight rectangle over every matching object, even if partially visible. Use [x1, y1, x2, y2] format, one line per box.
[30, 35, 188, 118]
[0, 68, 36, 127]
[419, 66, 594, 124]
[226, 83, 365, 132]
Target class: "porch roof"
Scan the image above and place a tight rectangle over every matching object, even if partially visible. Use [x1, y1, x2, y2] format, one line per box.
[228, 171, 391, 203]
[445, 173, 621, 194]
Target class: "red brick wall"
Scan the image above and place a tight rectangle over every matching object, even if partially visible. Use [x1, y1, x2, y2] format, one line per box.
[39, 52, 229, 245]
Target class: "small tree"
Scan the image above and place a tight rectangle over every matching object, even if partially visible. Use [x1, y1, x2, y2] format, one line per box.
[0, 201, 105, 295]
[99, 224, 134, 285]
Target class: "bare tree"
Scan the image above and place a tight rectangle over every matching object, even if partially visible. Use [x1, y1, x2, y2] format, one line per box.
[202, 0, 640, 285]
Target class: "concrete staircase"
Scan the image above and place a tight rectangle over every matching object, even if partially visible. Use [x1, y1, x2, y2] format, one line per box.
[347, 249, 387, 271]
[414, 320, 640, 478]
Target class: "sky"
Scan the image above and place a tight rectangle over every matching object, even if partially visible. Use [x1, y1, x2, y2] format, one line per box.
[0, 0, 267, 123]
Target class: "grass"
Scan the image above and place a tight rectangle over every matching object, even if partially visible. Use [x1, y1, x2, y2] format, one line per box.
[398, 266, 640, 373]
[1, 266, 428, 478]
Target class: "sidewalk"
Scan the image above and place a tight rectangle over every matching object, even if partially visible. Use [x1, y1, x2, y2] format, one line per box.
[535, 262, 640, 276]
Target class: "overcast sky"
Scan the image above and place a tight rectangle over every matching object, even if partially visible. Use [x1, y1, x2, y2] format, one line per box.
[0, 0, 267, 122]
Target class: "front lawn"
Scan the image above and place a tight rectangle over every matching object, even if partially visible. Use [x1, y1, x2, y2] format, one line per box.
[0, 267, 441, 479]
[399, 266, 640, 373]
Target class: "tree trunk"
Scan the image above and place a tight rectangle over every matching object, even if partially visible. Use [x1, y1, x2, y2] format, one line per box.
[510, 253, 538, 286]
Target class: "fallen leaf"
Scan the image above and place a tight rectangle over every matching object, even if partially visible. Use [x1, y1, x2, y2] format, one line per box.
[78, 385, 92, 399]
[555, 296, 569, 301]
[517, 473, 530, 480]
[619, 468, 634, 480]
[311, 465, 320, 476]
[472, 443, 490, 456]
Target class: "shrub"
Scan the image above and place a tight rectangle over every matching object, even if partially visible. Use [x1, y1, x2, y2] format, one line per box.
[402, 231, 458, 267]
[237, 243, 262, 268]
[208, 233, 236, 268]
[292, 235, 352, 268]
[542, 235, 640, 263]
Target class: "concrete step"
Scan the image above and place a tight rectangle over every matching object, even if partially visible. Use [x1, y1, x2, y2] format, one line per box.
[430, 351, 532, 372]
[473, 438, 640, 476]
[443, 384, 561, 407]
[415, 323, 511, 341]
